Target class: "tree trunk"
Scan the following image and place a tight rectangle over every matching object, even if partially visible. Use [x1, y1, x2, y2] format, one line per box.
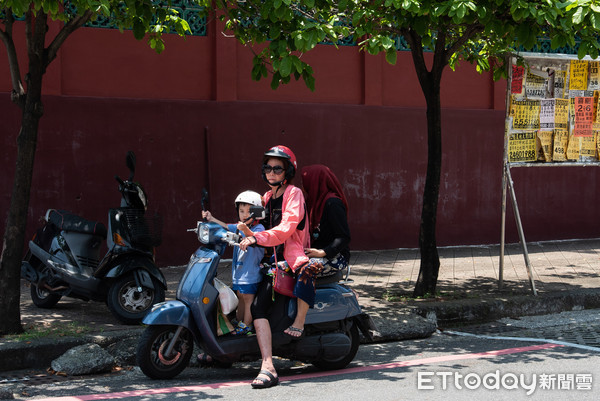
[0, 12, 47, 335]
[411, 38, 445, 297]
[413, 76, 442, 297]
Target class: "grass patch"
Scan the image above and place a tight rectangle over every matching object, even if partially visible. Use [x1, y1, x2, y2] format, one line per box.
[3, 322, 92, 342]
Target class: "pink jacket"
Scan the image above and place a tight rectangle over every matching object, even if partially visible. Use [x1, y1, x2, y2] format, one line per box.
[253, 185, 310, 271]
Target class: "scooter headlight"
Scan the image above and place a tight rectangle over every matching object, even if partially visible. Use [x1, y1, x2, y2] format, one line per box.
[198, 223, 210, 243]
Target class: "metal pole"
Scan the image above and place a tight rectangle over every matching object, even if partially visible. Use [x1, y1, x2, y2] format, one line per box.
[499, 53, 513, 290]
[505, 165, 537, 295]
[500, 164, 507, 289]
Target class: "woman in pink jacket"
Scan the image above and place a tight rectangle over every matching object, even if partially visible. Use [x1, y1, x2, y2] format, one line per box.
[239, 145, 321, 389]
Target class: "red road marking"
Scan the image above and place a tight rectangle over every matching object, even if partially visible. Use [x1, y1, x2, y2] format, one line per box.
[35, 343, 562, 401]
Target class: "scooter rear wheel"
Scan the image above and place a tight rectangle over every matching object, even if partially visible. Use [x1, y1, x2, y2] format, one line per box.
[28, 258, 62, 308]
[30, 283, 62, 308]
[311, 321, 360, 371]
[107, 273, 165, 325]
[137, 325, 193, 380]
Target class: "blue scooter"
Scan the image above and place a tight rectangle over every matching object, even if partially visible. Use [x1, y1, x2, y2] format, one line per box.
[136, 204, 375, 380]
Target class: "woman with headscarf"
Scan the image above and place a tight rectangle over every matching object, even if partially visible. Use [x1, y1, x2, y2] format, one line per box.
[301, 165, 351, 276]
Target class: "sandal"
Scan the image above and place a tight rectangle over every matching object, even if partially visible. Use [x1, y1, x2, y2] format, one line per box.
[197, 353, 214, 367]
[284, 326, 304, 338]
[251, 369, 279, 389]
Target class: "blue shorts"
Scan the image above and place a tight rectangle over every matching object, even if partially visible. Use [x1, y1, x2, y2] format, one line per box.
[233, 283, 259, 294]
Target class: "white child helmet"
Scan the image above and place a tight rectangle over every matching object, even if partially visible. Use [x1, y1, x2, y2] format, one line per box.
[234, 190, 263, 208]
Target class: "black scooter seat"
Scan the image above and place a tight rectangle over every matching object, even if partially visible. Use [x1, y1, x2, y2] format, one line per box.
[47, 209, 108, 238]
[315, 270, 344, 286]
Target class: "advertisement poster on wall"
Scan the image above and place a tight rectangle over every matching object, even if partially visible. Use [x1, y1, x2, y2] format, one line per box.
[506, 55, 600, 163]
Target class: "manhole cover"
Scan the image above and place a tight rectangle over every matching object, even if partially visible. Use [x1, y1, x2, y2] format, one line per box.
[0, 372, 69, 386]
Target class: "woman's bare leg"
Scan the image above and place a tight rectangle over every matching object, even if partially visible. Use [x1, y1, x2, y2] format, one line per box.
[252, 318, 277, 384]
[285, 298, 308, 337]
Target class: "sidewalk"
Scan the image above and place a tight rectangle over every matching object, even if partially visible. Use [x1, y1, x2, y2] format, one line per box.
[3, 239, 600, 372]
[353, 238, 600, 296]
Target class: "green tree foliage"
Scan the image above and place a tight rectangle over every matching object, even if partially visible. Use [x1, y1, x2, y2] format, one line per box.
[214, 0, 600, 296]
[0, 0, 195, 335]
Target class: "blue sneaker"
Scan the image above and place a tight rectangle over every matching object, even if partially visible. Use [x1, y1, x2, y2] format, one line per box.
[232, 322, 252, 335]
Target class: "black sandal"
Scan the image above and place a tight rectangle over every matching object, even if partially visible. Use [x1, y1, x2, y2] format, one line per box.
[197, 353, 214, 367]
[251, 369, 279, 389]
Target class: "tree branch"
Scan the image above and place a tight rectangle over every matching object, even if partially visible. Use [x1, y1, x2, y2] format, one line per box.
[444, 23, 485, 64]
[0, 10, 25, 104]
[403, 28, 430, 87]
[432, 30, 450, 70]
[46, 10, 94, 68]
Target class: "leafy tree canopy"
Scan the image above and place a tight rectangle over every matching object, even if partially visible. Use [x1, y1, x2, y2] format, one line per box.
[216, 0, 600, 89]
[1, 0, 193, 53]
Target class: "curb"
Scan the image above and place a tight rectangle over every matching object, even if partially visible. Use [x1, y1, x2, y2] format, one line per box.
[0, 329, 144, 373]
[4, 289, 600, 372]
[411, 289, 600, 326]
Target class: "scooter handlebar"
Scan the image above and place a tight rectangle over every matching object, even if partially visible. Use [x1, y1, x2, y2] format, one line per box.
[223, 231, 241, 246]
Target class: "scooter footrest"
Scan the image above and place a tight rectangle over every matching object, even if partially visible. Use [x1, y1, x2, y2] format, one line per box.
[21, 261, 39, 282]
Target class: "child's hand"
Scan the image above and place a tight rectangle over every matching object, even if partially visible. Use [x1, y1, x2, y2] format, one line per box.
[237, 222, 253, 237]
[202, 211, 214, 222]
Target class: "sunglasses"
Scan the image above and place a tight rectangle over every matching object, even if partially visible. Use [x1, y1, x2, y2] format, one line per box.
[262, 164, 285, 175]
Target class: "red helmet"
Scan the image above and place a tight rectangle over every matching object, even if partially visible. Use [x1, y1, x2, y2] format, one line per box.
[263, 145, 297, 181]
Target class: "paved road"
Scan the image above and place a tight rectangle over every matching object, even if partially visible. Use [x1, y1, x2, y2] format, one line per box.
[6, 310, 599, 401]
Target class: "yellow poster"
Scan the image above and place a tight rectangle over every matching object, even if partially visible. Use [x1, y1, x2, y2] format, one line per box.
[510, 99, 540, 130]
[570, 60, 589, 90]
[567, 133, 597, 161]
[536, 131, 554, 162]
[555, 98, 569, 129]
[595, 91, 600, 129]
[589, 62, 600, 90]
[525, 72, 547, 98]
[508, 131, 537, 162]
[567, 134, 580, 160]
[580, 133, 597, 161]
[554, 70, 568, 98]
[553, 129, 569, 161]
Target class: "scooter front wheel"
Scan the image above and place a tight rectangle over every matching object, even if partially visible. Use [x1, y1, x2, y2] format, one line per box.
[107, 273, 165, 325]
[137, 325, 193, 380]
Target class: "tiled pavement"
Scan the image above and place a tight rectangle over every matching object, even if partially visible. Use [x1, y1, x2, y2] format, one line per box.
[17, 239, 600, 333]
[349, 239, 600, 303]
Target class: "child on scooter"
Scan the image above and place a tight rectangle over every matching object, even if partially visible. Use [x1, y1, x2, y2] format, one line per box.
[201, 190, 265, 335]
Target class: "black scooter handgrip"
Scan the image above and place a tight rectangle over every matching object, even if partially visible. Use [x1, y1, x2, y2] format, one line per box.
[115, 175, 125, 185]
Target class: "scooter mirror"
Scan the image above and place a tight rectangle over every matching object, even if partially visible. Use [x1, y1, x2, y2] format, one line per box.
[126, 151, 136, 180]
[249, 206, 266, 220]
